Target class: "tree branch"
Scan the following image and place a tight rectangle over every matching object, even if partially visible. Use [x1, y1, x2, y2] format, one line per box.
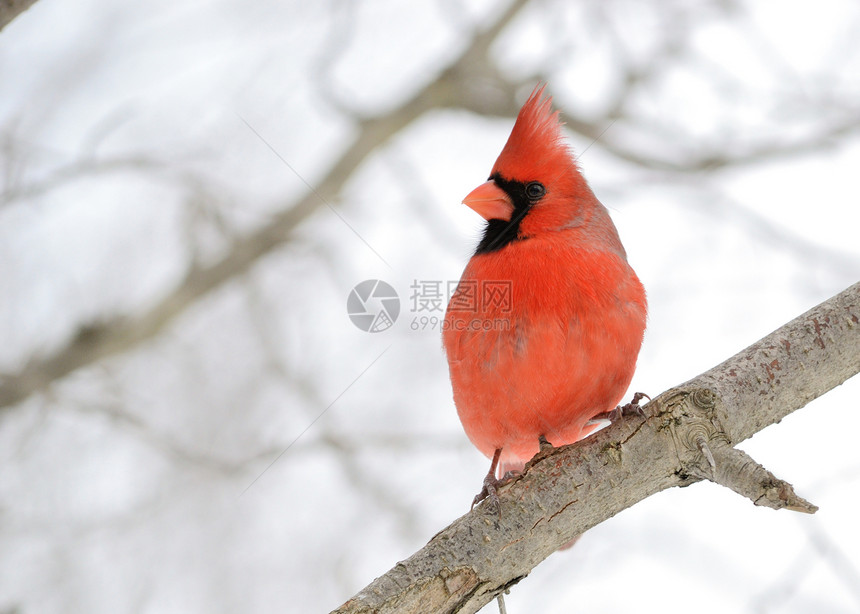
[6, 0, 853, 414]
[0, 0, 531, 411]
[332, 281, 860, 614]
[0, 0, 38, 33]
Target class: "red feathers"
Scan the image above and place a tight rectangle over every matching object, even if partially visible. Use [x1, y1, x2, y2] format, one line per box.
[444, 85, 647, 480]
[491, 85, 573, 186]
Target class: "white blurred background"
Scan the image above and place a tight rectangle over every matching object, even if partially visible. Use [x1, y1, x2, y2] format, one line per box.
[1, 0, 859, 612]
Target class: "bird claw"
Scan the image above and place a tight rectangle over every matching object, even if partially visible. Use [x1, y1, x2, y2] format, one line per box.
[472, 448, 518, 517]
[589, 392, 650, 423]
[472, 477, 501, 516]
[472, 472, 518, 517]
[611, 391, 650, 421]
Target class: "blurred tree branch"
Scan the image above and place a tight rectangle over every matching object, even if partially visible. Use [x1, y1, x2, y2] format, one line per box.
[0, 0, 38, 32]
[3, 0, 859, 416]
[2, 3, 859, 612]
[0, 0, 530, 410]
[333, 282, 860, 614]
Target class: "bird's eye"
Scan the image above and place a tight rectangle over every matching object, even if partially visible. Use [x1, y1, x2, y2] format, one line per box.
[525, 182, 545, 200]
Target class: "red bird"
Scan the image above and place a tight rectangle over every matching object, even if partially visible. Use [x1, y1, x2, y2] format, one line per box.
[444, 85, 647, 507]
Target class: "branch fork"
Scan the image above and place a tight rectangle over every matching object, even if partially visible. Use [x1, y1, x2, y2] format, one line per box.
[654, 387, 817, 514]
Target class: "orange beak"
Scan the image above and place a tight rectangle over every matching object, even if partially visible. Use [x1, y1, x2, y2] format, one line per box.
[462, 180, 514, 222]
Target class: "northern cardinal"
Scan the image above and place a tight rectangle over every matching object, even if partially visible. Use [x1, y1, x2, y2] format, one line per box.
[444, 85, 647, 508]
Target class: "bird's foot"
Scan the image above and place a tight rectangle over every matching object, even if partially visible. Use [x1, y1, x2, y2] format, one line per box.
[617, 391, 651, 419]
[592, 392, 651, 423]
[538, 434, 553, 452]
[521, 435, 558, 475]
[472, 471, 518, 517]
[472, 448, 517, 516]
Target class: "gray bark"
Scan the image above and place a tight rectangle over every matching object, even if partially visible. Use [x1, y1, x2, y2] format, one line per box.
[333, 281, 860, 614]
[0, 0, 38, 32]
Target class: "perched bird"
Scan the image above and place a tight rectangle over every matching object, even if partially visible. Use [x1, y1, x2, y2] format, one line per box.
[443, 85, 647, 508]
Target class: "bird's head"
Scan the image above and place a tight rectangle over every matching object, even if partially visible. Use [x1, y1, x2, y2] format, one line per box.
[463, 85, 594, 255]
